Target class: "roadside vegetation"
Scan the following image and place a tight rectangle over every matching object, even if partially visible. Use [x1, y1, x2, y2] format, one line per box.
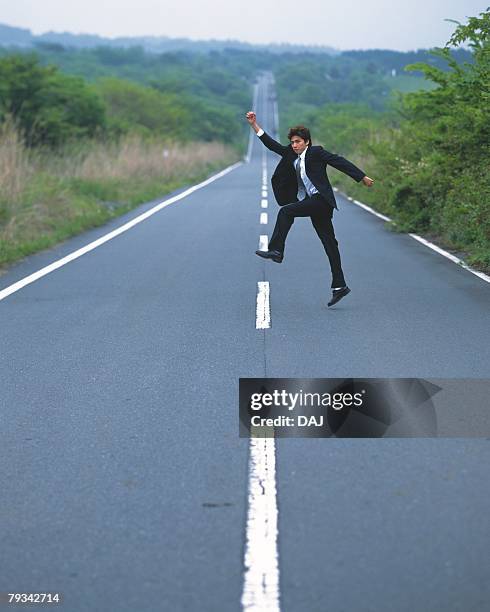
[276, 10, 489, 271]
[0, 11, 487, 271]
[0, 117, 235, 266]
[0, 52, 246, 269]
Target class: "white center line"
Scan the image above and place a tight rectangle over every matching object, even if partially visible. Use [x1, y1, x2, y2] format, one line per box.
[258, 235, 269, 251]
[241, 435, 280, 612]
[255, 281, 270, 330]
[243, 75, 280, 612]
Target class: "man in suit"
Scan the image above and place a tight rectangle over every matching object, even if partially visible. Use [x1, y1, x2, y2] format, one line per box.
[246, 111, 374, 306]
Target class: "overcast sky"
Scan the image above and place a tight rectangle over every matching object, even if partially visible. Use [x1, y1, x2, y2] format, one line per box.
[1, 0, 487, 51]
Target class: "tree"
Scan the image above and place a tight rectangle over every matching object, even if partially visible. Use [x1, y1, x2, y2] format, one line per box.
[0, 54, 106, 146]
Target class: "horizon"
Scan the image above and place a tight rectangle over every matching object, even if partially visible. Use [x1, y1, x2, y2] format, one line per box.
[0, 1, 487, 52]
[0, 20, 475, 54]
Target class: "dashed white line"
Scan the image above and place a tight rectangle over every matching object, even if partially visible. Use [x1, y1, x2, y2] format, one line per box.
[255, 281, 270, 329]
[242, 75, 280, 612]
[259, 235, 269, 251]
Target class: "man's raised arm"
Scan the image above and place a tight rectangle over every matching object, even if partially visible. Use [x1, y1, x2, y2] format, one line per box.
[245, 111, 288, 156]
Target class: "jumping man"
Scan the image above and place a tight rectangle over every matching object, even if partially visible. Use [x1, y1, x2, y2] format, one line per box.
[246, 111, 374, 307]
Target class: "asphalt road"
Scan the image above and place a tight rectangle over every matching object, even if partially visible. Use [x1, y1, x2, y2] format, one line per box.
[1, 71, 489, 611]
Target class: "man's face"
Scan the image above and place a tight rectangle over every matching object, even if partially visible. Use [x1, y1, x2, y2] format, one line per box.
[290, 135, 309, 155]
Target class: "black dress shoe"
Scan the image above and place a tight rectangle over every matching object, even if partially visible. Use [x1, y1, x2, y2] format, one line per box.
[328, 286, 351, 307]
[255, 249, 283, 263]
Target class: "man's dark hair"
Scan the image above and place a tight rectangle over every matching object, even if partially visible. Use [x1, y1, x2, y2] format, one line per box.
[287, 125, 312, 145]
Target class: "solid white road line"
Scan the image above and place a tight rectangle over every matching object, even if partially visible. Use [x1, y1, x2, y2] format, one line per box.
[344, 194, 490, 284]
[259, 235, 269, 251]
[352, 199, 391, 222]
[0, 161, 243, 302]
[408, 234, 490, 283]
[241, 436, 280, 612]
[260, 213, 268, 225]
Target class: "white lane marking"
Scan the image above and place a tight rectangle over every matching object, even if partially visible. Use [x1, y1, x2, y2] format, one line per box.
[0, 161, 243, 302]
[352, 199, 391, 222]
[408, 234, 490, 283]
[262, 189, 268, 197]
[255, 281, 270, 330]
[261, 199, 268, 209]
[259, 235, 269, 251]
[242, 78, 279, 612]
[260, 213, 268, 225]
[241, 435, 280, 611]
[345, 194, 490, 284]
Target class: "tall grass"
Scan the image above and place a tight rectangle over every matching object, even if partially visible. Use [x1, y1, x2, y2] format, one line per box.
[0, 117, 33, 205]
[0, 124, 239, 268]
[47, 136, 232, 181]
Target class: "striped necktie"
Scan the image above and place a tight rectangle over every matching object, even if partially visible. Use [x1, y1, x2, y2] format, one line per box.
[295, 156, 307, 200]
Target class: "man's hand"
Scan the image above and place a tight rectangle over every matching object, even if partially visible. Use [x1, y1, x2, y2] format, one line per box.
[362, 176, 374, 187]
[245, 111, 262, 134]
[245, 111, 257, 125]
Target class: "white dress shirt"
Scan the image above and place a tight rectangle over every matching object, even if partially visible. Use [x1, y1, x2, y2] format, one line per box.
[295, 147, 319, 198]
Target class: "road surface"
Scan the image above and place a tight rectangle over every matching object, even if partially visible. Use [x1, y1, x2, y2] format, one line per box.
[1, 71, 489, 611]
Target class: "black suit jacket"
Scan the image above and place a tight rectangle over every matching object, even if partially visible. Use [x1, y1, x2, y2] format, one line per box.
[258, 131, 366, 210]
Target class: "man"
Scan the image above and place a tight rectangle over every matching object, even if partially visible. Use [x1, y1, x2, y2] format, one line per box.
[246, 111, 374, 307]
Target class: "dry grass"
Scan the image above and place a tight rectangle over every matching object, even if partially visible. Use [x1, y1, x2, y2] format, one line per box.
[0, 117, 34, 205]
[0, 124, 238, 266]
[47, 135, 232, 181]
[0, 125, 235, 202]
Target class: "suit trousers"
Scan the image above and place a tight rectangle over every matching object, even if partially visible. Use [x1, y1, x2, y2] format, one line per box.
[268, 193, 346, 288]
